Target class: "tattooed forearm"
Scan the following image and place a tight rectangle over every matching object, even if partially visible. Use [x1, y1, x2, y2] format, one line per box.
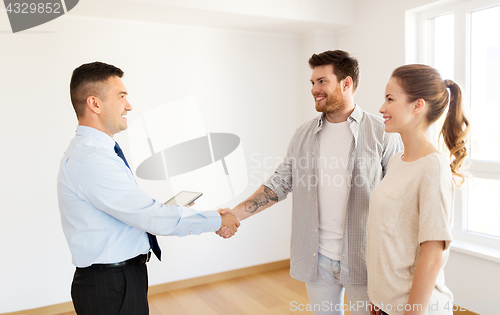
[264, 186, 278, 202]
[244, 187, 278, 213]
[243, 200, 259, 213]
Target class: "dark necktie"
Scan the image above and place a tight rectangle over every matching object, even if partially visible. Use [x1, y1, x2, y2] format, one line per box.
[114, 141, 162, 261]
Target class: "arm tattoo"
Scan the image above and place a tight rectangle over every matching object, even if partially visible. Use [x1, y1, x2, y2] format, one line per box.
[244, 186, 278, 213]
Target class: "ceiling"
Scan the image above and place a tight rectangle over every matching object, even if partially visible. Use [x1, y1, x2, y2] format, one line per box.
[69, 0, 357, 35]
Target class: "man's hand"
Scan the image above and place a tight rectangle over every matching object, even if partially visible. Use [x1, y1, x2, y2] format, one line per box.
[214, 186, 277, 238]
[216, 208, 240, 238]
[369, 302, 382, 315]
[218, 208, 240, 220]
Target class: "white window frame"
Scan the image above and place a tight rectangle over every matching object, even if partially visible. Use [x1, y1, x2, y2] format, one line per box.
[407, 0, 500, 257]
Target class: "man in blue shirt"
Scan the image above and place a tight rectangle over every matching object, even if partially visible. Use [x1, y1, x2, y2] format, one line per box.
[58, 62, 239, 315]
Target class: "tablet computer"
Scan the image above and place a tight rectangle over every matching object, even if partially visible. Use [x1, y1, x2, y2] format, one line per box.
[164, 191, 203, 206]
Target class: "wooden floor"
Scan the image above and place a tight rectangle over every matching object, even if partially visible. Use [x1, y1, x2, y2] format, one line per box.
[25, 266, 477, 315]
[57, 267, 349, 315]
[149, 268, 312, 315]
[7, 266, 477, 315]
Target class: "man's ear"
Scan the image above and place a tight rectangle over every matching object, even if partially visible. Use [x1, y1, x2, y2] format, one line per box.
[413, 99, 426, 114]
[86, 95, 101, 115]
[342, 76, 353, 92]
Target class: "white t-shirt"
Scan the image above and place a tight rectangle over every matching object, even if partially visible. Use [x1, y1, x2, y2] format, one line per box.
[367, 151, 454, 315]
[317, 120, 353, 261]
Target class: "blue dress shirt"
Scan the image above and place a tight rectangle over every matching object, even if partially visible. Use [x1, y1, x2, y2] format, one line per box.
[58, 126, 221, 267]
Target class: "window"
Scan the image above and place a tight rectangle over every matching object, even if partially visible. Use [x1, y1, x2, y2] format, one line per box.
[412, 0, 500, 249]
[470, 5, 500, 162]
[468, 178, 500, 238]
[468, 5, 500, 239]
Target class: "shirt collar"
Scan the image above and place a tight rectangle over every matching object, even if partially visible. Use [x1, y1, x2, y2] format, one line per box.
[348, 104, 363, 124]
[76, 125, 116, 151]
[314, 104, 363, 133]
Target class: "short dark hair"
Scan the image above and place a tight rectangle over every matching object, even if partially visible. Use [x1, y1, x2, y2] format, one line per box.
[308, 50, 360, 92]
[70, 62, 124, 118]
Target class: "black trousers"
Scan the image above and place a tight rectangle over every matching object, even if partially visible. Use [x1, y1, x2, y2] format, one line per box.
[71, 263, 149, 315]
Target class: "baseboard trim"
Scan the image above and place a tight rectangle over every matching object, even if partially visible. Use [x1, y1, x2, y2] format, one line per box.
[4, 259, 480, 315]
[1, 302, 75, 315]
[148, 258, 290, 296]
[1, 259, 290, 315]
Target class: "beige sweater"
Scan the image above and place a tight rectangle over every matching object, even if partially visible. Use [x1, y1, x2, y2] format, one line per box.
[367, 152, 454, 315]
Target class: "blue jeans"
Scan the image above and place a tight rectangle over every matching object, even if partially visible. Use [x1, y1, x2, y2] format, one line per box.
[305, 253, 370, 315]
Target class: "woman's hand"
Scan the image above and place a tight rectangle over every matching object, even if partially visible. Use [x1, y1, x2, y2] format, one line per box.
[370, 302, 383, 315]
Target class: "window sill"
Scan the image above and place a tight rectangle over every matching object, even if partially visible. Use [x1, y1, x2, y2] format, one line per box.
[450, 240, 500, 264]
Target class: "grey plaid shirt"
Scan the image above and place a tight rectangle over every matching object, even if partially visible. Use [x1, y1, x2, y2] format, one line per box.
[265, 105, 403, 284]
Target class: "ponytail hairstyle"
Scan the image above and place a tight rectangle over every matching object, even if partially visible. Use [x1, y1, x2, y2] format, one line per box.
[391, 64, 470, 186]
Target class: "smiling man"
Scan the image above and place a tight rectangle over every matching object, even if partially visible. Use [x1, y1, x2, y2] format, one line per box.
[58, 62, 239, 315]
[221, 50, 403, 315]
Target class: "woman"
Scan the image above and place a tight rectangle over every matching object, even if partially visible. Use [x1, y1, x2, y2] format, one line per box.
[366, 64, 469, 315]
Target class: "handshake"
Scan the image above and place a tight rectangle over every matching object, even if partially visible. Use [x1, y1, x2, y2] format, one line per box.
[216, 208, 240, 239]
[212, 186, 279, 239]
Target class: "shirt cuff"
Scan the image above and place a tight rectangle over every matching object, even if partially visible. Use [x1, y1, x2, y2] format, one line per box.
[202, 210, 222, 232]
[418, 228, 453, 250]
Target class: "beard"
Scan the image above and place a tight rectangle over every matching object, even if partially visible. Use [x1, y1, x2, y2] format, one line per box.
[315, 86, 345, 114]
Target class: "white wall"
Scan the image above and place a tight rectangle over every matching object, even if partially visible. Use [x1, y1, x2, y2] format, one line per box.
[336, 0, 416, 114]
[0, 13, 306, 313]
[2, 0, 499, 313]
[337, 1, 500, 314]
[299, 31, 337, 121]
[446, 251, 500, 312]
